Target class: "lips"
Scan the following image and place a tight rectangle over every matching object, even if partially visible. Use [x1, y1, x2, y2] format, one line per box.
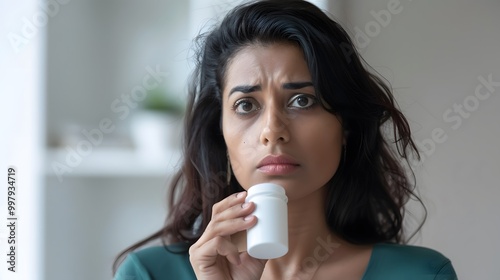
[257, 155, 300, 175]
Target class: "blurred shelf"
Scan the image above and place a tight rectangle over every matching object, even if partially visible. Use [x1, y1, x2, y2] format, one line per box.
[45, 147, 182, 178]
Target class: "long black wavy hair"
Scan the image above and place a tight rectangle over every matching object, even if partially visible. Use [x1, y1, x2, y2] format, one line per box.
[113, 0, 423, 274]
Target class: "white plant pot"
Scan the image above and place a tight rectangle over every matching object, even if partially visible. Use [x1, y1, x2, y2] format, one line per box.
[130, 110, 183, 160]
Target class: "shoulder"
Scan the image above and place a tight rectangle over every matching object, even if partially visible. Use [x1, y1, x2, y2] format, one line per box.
[114, 243, 196, 280]
[363, 243, 458, 280]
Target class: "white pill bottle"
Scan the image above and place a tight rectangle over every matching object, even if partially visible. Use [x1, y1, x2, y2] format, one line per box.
[245, 183, 288, 259]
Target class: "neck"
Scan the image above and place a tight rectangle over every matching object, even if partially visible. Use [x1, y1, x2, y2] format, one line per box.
[263, 187, 344, 278]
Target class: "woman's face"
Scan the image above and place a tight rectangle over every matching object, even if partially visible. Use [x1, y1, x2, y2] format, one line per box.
[222, 43, 344, 201]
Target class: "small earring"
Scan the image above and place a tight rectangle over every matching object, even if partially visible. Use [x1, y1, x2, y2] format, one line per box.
[226, 152, 232, 185]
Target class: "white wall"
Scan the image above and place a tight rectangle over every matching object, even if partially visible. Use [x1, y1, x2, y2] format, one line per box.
[43, 0, 191, 279]
[338, 0, 500, 278]
[44, 176, 169, 280]
[46, 0, 192, 146]
[0, 0, 45, 279]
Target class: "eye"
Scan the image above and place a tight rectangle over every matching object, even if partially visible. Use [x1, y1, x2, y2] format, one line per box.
[233, 99, 260, 114]
[288, 94, 317, 109]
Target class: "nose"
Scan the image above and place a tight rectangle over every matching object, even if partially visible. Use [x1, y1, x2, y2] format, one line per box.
[259, 105, 291, 145]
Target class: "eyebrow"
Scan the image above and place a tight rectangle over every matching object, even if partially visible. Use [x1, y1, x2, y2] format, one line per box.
[282, 81, 314, 90]
[229, 85, 262, 95]
[228, 81, 314, 97]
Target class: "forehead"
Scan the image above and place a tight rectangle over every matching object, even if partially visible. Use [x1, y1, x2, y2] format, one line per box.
[223, 43, 311, 89]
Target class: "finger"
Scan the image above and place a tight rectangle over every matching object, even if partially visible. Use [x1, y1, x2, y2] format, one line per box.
[209, 214, 256, 237]
[211, 191, 248, 218]
[191, 236, 242, 268]
[195, 214, 257, 246]
[194, 192, 254, 246]
[211, 200, 255, 223]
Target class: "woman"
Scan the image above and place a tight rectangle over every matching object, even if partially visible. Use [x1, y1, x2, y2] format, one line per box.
[113, 1, 457, 279]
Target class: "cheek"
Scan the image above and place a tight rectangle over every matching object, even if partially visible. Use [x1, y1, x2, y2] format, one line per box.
[226, 138, 256, 190]
[222, 115, 254, 185]
[300, 119, 343, 177]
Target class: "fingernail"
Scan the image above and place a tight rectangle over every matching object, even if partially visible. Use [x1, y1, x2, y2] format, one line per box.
[242, 202, 250, 208]
[244, 215, 253, 221]
[236, 191, 246, 198]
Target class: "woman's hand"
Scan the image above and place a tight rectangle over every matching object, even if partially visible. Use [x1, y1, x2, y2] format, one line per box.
[189, 191, 267, 280]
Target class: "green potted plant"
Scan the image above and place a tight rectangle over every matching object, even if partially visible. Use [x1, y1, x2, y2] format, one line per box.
[130, 86, 185, 158]
[141, 87, 185, 116]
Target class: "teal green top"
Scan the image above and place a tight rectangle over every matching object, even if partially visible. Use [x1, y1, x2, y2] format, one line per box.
[115, 242, 457, 280]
